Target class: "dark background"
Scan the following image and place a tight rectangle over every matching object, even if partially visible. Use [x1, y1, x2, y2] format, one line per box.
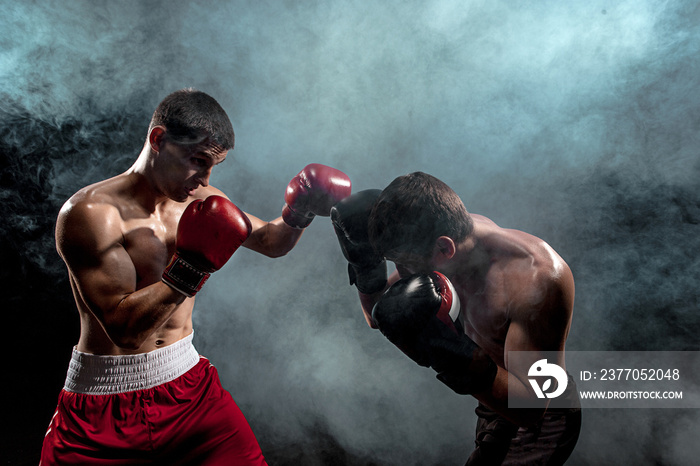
[2, 1, 699, 464]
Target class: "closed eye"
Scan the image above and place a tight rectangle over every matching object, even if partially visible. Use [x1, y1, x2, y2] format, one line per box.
[191, 157, 209, 168]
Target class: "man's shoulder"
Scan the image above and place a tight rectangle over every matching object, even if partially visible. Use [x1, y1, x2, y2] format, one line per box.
[516, 239, 572, 294]
[61, 174, 134, 215]
[482, 224, 565, 270]
[504, 240, 574, 322]
[56, 175, 134, 243]
[480, 228, 572, 300]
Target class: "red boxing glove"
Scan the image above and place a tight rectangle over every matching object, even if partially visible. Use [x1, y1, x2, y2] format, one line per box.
[162, 196, 252, 297]
[282, 163, 352, 228]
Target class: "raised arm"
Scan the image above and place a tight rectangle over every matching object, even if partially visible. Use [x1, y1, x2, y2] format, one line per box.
[241, 214, 304, 258]
[243, 163, 352, 258]
[331, 189, 393, 327]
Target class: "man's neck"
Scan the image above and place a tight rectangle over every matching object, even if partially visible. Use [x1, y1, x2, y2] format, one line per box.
[452, 237, 491, 285]
[125, 145, 168, 213]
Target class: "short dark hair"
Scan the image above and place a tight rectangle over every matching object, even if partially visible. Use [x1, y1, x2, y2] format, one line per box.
[369, 172, 473, 258]
[149, 88, 235, 149]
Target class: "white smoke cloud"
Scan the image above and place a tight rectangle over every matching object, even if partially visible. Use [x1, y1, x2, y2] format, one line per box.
[2, 0, 699, 463]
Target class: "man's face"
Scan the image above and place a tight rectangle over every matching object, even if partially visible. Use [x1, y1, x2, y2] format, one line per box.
[155, 136, 228, 202]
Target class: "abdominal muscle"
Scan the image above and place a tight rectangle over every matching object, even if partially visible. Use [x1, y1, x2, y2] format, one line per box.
[75, 197, 195, 355]
[75, 298, 195, 355]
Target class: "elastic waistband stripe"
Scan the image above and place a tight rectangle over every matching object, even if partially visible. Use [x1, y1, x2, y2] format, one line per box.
[63, 332, 200, 395]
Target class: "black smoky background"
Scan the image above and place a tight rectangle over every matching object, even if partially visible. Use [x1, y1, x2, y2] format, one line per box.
[2, 1, 700, 465]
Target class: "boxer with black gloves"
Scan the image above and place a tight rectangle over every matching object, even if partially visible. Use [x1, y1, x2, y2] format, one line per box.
[334, 172, 581, 466]
[42, 89, 351, 465]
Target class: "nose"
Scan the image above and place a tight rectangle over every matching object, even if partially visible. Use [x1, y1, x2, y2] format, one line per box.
[196, 167, 213, 187]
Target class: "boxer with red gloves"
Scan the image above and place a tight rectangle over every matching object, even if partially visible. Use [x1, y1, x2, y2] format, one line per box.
[334, 172, 581, 465]
[42, 89, 350, 465]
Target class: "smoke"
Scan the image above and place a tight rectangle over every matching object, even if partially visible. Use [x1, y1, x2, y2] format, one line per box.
[3, 0, 700, 464]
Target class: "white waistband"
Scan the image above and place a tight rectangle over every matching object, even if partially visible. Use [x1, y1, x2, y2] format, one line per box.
[63, 332, 201, 395]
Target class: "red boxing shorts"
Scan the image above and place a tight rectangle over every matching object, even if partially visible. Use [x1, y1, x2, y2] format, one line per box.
[40, 333, 267, 465]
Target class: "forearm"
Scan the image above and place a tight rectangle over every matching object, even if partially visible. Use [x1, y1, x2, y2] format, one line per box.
[359, 289, 385, 328]
[473, 366, 548, 427]
[244, 217, 304, 258]
[102, 282, 187, 350]
[358, 270, 399, 328]
[248, 162, 350, 255]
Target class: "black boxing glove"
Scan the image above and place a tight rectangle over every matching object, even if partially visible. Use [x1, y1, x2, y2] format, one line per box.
[372, 271, 497, 395]
[331, 189, 387, 294]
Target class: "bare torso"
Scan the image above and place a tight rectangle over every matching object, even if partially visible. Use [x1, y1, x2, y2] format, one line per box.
[60, 172, 214, 355]
[453, 215, 574, 367]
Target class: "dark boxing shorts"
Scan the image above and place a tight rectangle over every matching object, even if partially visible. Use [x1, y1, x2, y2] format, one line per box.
[40, 333, 267, 465]
[466, 374, 581, 466]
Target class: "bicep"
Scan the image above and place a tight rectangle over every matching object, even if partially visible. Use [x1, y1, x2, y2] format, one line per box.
[504, 283, 572, 379]
[57, 203, 137, 320]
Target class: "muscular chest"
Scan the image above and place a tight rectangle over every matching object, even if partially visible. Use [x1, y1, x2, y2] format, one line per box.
[458, 284, 510, 363]
[122, 211, 180, 287]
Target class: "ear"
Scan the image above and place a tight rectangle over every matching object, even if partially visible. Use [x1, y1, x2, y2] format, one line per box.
[148, 126, 166, 153]
[432, 236, 456, 264]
